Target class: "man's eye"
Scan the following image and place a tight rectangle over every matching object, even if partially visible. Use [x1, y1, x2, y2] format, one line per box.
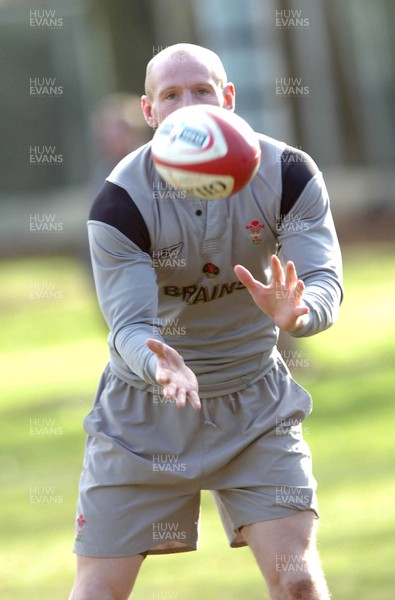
[196, 89, 209, 95]
[165, 93, 178, 100]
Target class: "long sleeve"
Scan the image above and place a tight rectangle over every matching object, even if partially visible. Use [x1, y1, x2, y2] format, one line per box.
[277, 171, 343, 337]
[88, 220, 162, 386]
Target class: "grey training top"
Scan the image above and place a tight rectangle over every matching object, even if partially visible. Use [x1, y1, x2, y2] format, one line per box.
[88, 132, 343, 398]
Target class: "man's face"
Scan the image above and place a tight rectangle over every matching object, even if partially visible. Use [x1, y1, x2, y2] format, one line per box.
[142, 54, 235, 128]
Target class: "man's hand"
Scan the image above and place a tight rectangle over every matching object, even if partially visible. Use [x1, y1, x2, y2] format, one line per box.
[234, 255, 309, 332]
[146, 339, 201, 411]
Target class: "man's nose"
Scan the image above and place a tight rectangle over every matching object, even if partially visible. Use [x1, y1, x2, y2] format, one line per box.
[180, 90, 194, 107]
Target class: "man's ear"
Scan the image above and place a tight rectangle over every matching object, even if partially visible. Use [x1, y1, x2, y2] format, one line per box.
[141, 95, 158, 128]
[223, 82, 236, 111]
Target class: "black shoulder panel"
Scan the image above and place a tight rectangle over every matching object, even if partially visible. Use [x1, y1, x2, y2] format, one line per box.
[89, 181, 151, 252]
[280, 147, 319, 216]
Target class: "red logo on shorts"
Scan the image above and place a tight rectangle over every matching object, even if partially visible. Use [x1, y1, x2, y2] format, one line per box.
[76, 514, 86, 541]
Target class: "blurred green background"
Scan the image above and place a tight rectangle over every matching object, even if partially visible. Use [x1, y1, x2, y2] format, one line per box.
[1, 0, 394, 598]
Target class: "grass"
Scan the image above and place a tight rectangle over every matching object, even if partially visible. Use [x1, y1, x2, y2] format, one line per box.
[0, 243, 394, 599]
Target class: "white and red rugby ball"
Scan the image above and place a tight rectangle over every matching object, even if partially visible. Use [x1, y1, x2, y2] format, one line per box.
[151, 105, 261, 199]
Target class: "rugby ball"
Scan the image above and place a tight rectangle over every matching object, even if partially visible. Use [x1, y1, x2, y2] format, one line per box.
[151, 105, 261, 199]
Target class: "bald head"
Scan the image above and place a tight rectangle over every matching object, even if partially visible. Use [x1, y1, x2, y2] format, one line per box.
[141, 43, 235, 128]
[144, 44, 228, 98]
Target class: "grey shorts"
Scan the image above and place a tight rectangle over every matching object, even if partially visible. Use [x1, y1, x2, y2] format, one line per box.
[73, 360, 318, 557]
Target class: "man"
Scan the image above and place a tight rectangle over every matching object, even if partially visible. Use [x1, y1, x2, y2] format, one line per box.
[90, 93, 152, 195]
[70, 44, 343, 600]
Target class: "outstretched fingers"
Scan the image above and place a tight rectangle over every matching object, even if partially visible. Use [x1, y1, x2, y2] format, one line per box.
[162, 382, 187, 410]
[185, 389, 201, 412]
[284, 260, 297, 289]
[270, 254, 285, 286]
[234, 264, 265, 293]
[162, 384, 200, 412]
[285, 263, 308, 309]
[295, 279, 306, 302]
[146, 338, 201, 412]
